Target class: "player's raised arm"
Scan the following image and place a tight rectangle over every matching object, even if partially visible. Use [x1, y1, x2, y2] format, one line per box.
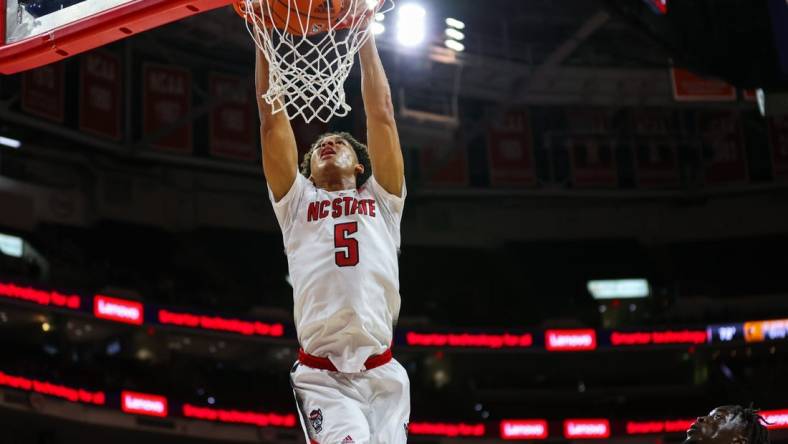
[256, 49, 298, 201]
[358, 36, 405, 196]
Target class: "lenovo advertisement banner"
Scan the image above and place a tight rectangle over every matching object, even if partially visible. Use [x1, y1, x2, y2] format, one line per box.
[93, 295, 144, 325]
[564, 419, 610, 439]
[121, 391, 168, 417]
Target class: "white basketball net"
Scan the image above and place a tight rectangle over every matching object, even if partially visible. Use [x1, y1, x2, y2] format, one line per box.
[239, 0, 392, 123]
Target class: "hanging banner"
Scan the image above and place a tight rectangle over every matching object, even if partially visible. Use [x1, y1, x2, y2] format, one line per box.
[22, 62, 65, 123]
[631, 109, 679, 188]
[769, 116, 788, 180]
[698, 110, 747, 184]
[142, 63, 192, 154]
[420, 143, 469, 187]
[671, 68, 736, 102]
[209, 73, 256, 161]
[487, 110, 536, 187]
[566, 109, 617, 188]
[79, 50, 122, 140]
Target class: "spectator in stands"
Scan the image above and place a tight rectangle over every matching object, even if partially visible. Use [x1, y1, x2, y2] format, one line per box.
[686, 405, 769, 444]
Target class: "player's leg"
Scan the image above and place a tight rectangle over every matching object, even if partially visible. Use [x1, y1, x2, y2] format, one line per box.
[291, 363, 371, 443]
[362, 359, 411, 444]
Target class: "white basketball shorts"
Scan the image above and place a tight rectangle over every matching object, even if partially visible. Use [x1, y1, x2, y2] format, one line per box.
[290, 359, 411, 444]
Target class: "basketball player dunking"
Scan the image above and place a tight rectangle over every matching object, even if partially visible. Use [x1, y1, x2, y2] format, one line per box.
[256, 33, 410, 444]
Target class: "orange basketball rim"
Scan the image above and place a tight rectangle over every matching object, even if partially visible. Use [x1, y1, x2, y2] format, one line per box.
[232, 0, 383, 36]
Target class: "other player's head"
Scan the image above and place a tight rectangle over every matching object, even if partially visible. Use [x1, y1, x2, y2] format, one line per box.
[301, 132, 372, 189]
[685, 405, 769, 444]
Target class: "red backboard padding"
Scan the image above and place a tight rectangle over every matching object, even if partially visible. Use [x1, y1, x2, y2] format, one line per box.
[0, 0, 232, 74]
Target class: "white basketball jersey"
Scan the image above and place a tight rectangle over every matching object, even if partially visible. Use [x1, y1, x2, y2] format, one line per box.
[269, 173, 406, 373]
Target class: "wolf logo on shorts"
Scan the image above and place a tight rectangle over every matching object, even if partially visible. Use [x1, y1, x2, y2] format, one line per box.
[309, 408, 324, 433]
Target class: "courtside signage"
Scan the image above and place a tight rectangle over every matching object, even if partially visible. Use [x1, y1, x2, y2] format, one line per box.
[564, 419, 610, 439]
[405, 331, 533, 349]
[609, 330, 707, 346]
[158, 309, 285, 337]
[0, 281, 81, 309]
[500, 419, 549, 439]
[707, 323, 743, 343]
[408, 422, 486, 437]
[0, 370, 105, 405]
[626, 419, 694, 435]
[545, 330, 597, 351]
[121, 391, 168, 417]
[94, 295, 144, 325]
[743, 319, 788, 343]
[182, 404, 297, 428]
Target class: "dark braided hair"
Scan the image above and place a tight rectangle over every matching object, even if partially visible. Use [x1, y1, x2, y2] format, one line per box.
[726, 405, 770, 444]
[300, 132, 372, 188]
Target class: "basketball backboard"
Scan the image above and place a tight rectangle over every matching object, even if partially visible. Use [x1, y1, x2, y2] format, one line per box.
[1, 0, 232, 74]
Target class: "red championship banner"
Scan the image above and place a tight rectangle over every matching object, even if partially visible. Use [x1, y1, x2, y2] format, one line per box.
[769, 116, 788, 180]
[698, 110, 747, 184]
[420, 143, 469, 187]
[79, 50, 122, 140]
[631, 109, 679, 188]
[487, 110, 536, 187]
[22, 62, 65, 123]
[566, 109, 617, 188]
[671, 68, 736, 102]
[142, 63, 192, 153]
[209, 73, 256, 161]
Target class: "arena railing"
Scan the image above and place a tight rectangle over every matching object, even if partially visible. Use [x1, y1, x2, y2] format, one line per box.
[0, 371, 787, 440]
[1, 278, 787, 352]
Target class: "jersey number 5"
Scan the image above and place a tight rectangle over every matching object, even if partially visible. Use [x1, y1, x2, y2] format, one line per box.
[334, 222, 359, 267]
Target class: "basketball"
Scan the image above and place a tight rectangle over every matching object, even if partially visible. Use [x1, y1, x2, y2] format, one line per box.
[234, 0, 357, 36]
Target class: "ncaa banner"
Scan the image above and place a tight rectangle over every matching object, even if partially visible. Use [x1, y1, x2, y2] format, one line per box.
[209, 73, 256, 161]
[631, 109, 679, 188]
[22, 62, 65, 123]
[142, 63, 193, 154]
[487, 110, 536, 187]
[769, 116, 788, 180]
[698, 110, 748, 185]
[420, 143, 469, 187]
[566, 109, 617, 188]
[79, 50, 122, 140]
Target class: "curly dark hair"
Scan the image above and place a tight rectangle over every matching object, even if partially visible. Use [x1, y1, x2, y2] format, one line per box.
[726, 405, 770, 444]
[299, 132, 372, 188]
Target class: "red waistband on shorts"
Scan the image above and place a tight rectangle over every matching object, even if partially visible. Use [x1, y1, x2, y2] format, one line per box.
[297, 348, 392, 372]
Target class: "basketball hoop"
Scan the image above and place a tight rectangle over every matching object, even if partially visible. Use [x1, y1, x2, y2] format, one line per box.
[234, 0, 392, 123]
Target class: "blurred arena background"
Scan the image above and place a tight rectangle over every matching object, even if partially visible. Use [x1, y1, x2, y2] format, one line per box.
[1, 0, 788, 442]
